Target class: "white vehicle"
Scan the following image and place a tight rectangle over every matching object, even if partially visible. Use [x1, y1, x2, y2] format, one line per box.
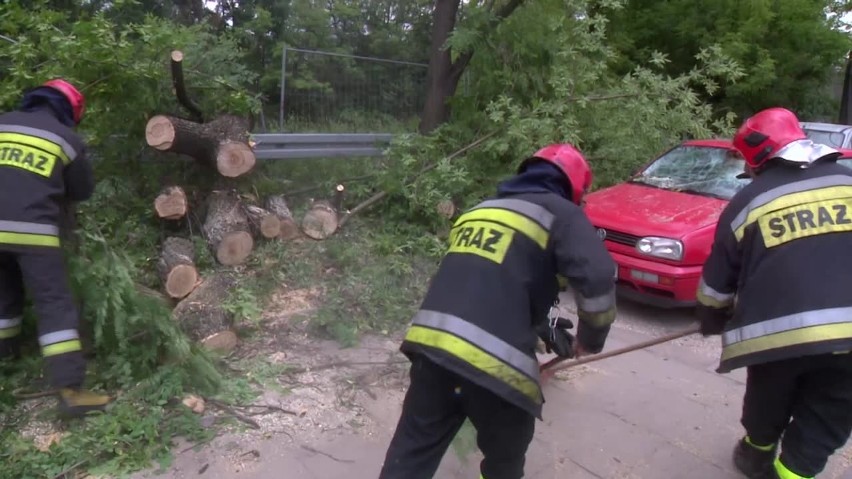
[800, 121, 852, 149]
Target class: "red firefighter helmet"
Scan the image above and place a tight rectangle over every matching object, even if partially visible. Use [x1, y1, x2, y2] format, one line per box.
[733, 107, 839, 169]
[42, 78, 85, 125]
[519, 144, 592, 205]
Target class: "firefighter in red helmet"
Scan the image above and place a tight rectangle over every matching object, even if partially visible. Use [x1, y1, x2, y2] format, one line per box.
[0, 78, 112, 417]
[379, 144, 618, 479]
[696, 107, 852, 479]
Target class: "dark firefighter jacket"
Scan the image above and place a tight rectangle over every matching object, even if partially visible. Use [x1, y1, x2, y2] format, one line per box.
[697, 160, 852, 373]
[0, 109, 93, 249]
[400, 191, 618, 419]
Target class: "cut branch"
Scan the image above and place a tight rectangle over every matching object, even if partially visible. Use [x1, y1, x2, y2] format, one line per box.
[203, 190, 254, 265]
[157, 236, 199, 299]
[154, 185, 188, 220]
[170, 50, 204, 123]
[266, 195, 300, 240]
[145, 114, 256, 177]
[338, 132, 497, 227]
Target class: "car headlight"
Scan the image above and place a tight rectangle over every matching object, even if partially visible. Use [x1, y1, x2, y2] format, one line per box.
[636, 237, 683, 261]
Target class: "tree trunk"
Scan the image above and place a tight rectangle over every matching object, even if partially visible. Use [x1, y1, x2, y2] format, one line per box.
[203, 190, 254, 265]
[418, 0, 526, 134]
[154, 186, 188, 220]
[301, 185, 345, 240]
[172, 272, 238, 353]
[157, 236, 199, 299]
[145, 114, 256, 177]
[242, 204, 282, 239]
[266, 195, 301, 240]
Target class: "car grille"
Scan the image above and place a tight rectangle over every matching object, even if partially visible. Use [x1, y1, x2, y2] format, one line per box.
[599, 228, 641, 247]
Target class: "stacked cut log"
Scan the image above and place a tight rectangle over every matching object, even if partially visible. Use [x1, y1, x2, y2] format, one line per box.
[266, 195, 301, 240]
[203, 190, 254, 266]
[172, 272, 239, 353]
[141, 49, 361, 354]
[154, 186, 188, 220]
[157, 236, 199, 299]
[301, 185, 346, 240]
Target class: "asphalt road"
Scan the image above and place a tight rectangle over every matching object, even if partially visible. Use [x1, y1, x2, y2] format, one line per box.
[134, 294, 852, 479]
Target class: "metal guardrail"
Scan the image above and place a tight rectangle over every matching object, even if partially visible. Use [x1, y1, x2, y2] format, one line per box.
[251, 133, 395, 160]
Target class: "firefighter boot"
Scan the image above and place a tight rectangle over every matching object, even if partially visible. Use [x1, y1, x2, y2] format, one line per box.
[733, 437, 778, 478]
[57, 388, 112, 418]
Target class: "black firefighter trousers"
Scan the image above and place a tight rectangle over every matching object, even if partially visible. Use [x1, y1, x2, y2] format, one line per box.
[742, 352, 852, 477]
[379, 355, 536, 479]
[0, 249, 86, 389]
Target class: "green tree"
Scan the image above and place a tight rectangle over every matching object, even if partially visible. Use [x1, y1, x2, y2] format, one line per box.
[605, 0, 852, 120]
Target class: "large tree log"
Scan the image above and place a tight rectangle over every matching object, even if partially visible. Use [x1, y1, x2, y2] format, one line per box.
[145, 114, 256, 177]
[154, 186, 188, 220]
[203, 191, 254, 265]
[301, 185, 345, 240]
[172, 273, 238, 353]
[242, 204, 281, 239]
[157, 236, 199, 299]
[266, 195, 301, 240]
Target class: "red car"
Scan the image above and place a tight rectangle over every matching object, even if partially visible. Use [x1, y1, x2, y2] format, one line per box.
[583, 140, 748, 308]
[584, 140, 852, 308]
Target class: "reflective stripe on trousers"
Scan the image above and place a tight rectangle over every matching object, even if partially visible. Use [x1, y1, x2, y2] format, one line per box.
[0, 220, 61, 247]
[405, 309, 542, 405]
[722, 306, 852, 363]
[39, 329, 81, 357]
[0, 316, 22, 339]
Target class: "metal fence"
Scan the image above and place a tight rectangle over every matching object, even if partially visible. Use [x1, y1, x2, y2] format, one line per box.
[277, 47, 428, 132]
[252, 133, 394, 160]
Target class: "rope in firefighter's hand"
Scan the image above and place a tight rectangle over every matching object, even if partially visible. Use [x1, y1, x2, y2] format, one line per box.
[540, 324, 701, 373]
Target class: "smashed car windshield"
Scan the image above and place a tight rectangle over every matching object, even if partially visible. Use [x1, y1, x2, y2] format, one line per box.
[631, 145, 749, 200]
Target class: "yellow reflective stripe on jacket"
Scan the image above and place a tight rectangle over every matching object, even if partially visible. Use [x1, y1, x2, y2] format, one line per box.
[729, 175, 852, 241]
[455, 198, 554, 250]
[721, 306, 852, 362]
[0, 125, 77, 164]
[696, 276, 735, 309]
[0, 220, 61, 247]
[406, 310, 542, 404]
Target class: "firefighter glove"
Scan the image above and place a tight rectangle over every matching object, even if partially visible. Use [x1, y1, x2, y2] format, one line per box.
[696, 304, 732, 336]
[541, 316, 576, 358]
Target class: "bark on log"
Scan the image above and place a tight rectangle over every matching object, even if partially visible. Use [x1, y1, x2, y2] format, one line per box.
[144, 114, 256, 177]
[266, 195, 301, 240]
[203, 191, 254, 265]
[157, 236, 199, 299]
[154, 186, 188, 220]
[172, 273, 238, 353]
[242, 204, 282, 239]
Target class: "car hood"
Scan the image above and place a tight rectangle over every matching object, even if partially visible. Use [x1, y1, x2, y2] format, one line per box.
[584, 183, 728, 237]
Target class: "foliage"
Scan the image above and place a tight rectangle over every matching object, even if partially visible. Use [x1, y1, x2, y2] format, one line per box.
[605, 0, 852, 120]
[0, 3, 260, 476]
[373, 0, 745, 228]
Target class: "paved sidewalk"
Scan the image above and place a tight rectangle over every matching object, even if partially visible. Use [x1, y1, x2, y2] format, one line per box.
[138, 322, 852, 479]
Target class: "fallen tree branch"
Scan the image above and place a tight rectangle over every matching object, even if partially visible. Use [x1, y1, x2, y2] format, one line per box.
[283, 359, 407, 376]
[300, 444, 355, 463]
[338, 132, 498, 228]
[207, 398, 260, 429]
[53, 460, 88, 479]
[170, 50, 204, 123]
